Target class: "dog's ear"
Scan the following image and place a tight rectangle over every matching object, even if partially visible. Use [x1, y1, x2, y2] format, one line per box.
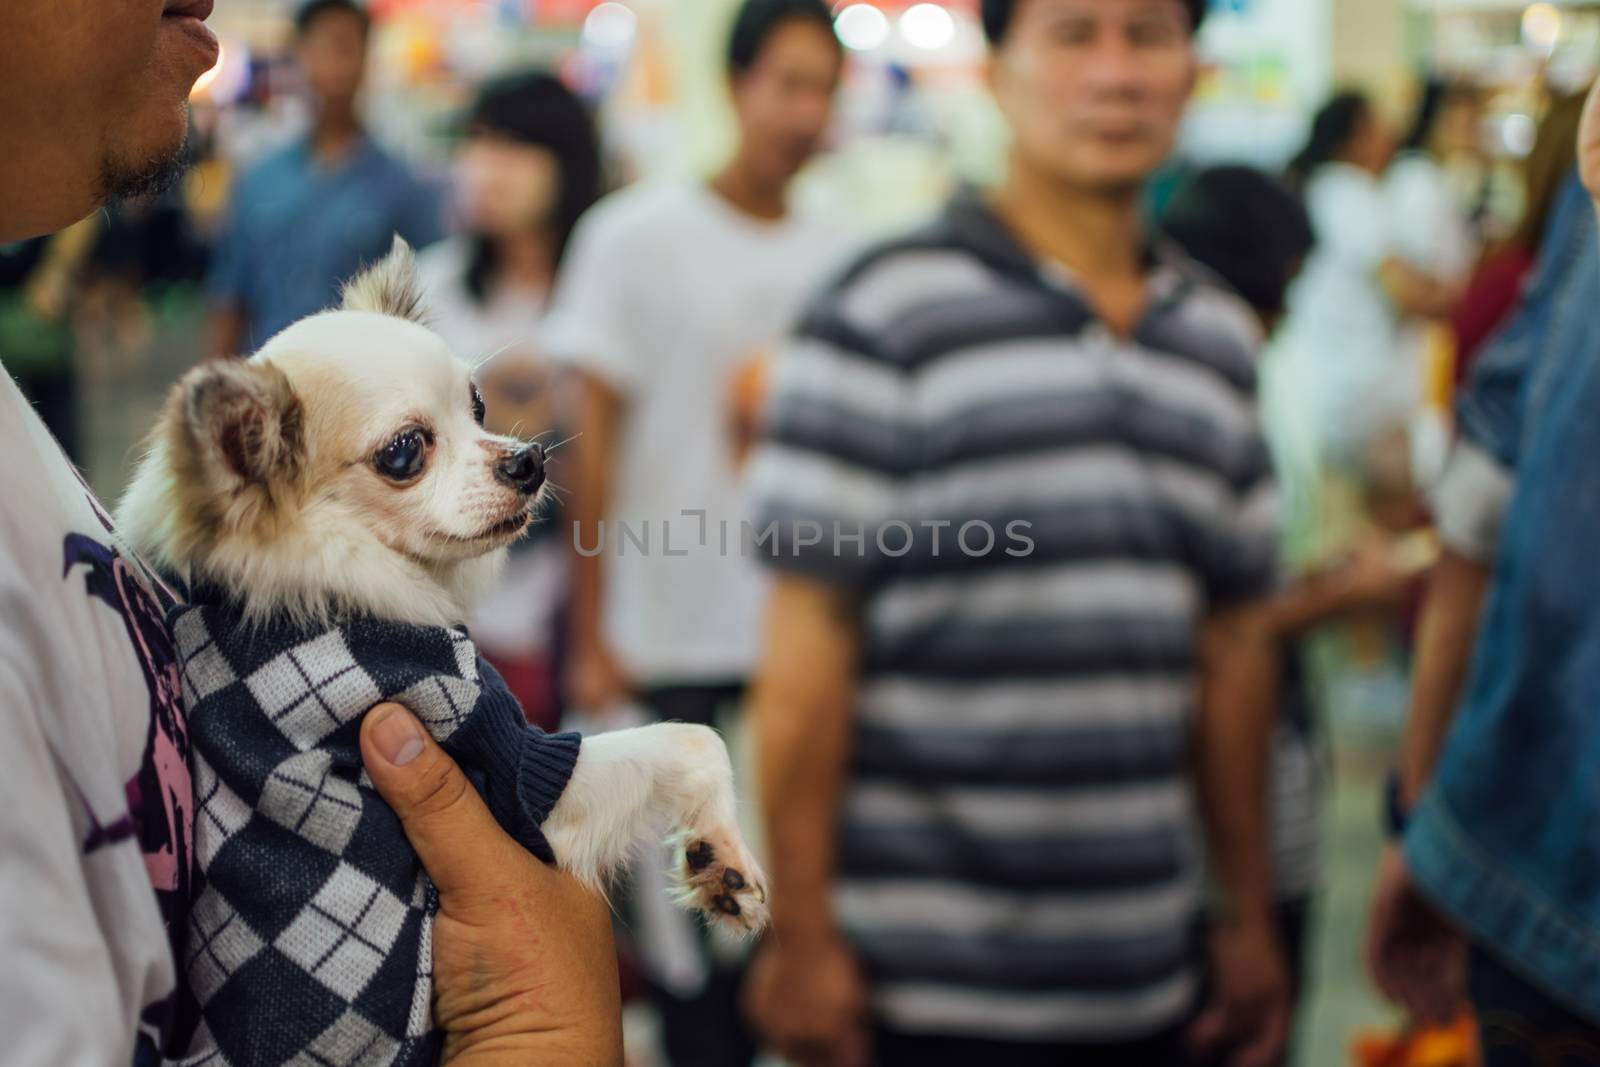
[177, 358, 304, 491]
[340, 235, 426, 324]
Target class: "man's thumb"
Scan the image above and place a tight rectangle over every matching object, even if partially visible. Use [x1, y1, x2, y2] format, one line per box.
[359, 702, 511, 898]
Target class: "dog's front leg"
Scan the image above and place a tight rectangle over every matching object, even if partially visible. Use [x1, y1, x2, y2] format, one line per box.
[542, 723, 769, 933]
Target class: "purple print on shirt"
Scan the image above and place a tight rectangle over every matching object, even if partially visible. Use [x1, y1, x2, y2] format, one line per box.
[62, 533, 193, 940]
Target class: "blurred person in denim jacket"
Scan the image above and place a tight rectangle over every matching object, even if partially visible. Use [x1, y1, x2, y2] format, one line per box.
[1365, 78, 1600, 1065]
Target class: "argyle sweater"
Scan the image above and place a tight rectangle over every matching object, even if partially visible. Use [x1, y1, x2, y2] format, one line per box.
[164, 597, 581, 1067]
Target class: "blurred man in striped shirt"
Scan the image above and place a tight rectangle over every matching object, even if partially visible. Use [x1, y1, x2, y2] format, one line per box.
[742, 2, 1290, 1065]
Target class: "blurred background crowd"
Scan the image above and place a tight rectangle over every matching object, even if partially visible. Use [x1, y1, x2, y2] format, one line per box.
[5, 0, 1597, 1064]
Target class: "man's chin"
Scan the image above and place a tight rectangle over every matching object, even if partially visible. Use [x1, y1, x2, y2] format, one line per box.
[98, 117, 191, 204]
[1051, 158, 1165, 198]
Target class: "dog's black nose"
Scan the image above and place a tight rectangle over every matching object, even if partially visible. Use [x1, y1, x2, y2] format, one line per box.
[495, 443, 545, 494]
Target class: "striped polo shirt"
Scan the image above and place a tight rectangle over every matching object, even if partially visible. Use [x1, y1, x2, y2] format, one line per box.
[746, 193, 1279, 1042]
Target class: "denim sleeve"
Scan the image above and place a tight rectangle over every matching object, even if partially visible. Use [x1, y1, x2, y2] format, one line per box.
[1456, 171, 1591, 469]
[1439, 171, 1595, 558]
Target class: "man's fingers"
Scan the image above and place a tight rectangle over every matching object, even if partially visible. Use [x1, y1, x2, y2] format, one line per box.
[1411, 969, 1465, 1027]
[1228, 1004, 1289, 1067]
[1369, 938, 1407, 1005]
[794, 1032, 867, 1067]
[835, 1022, 872, 1067]
[773, 1009, 868, 1067]
[359, 702, 517, 898]
[1185, 1004, 1227, 1054]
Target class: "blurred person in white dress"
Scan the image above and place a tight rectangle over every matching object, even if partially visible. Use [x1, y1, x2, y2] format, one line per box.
[416, 70, 602, 730]
[1387, 79, 1482, 483]
[1387, 81, 1480, 310]
[1276, 92, 1461, 484]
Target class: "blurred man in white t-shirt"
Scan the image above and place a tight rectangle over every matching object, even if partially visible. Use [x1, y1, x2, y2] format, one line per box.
[543, 1, 850, 1061]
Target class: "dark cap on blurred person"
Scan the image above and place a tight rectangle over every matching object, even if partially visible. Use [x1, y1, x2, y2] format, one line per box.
[294, 0, 370, 37]
[1160, 165, 1314, 320]
[728, 0, 841, 72]
[981, 0, 1208, 43]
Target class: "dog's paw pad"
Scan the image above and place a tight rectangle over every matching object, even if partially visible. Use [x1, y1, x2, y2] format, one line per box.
[678, 832, 768, 935]
[686, 840, 715, 872]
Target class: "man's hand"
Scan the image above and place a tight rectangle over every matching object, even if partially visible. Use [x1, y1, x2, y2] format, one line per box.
[1191, 604, 1286, 1066]
[743, 932, 871, 1067]
[744, 576, 867, 1065]
[566, 635, 633, 714]
[1188, 917, 1291, 1067]
[1365, 843, 1467, 1026]
[360, 703, 622, 1066]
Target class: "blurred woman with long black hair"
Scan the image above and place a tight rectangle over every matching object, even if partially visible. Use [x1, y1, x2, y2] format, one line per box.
[416, 70, 603, 730]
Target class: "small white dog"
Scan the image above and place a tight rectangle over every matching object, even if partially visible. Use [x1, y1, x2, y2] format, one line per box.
[117, 240, 766, 1061]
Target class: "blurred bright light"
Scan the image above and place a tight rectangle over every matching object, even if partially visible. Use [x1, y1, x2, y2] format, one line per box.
[899, 3, 955, 52]
[582, 2, 637, 51]
[1501, 112, 1537, 157]
[190, 40, 248, 103]
[835, 4, 890, 52]
[1522, 3, 1562, 53]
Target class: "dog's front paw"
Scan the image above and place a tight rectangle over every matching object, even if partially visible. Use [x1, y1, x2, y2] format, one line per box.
[677, 826, 769, 935]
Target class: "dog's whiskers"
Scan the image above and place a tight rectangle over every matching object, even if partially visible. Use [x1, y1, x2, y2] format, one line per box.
[470, 341, 517, 372]
[539, 481, 571, 510]
[544, 432, 582, 455]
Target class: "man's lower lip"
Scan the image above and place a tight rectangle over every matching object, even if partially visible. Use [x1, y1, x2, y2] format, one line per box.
[163, 14, 221, 66]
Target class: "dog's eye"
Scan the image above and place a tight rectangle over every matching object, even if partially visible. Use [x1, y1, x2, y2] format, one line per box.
[375, 430, 427, 481]
[471, 385, 486, 427]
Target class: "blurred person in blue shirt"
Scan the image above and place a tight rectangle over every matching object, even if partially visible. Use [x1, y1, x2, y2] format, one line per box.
[1365, 79, 1600, 1065]
[206, 0, 440, 356]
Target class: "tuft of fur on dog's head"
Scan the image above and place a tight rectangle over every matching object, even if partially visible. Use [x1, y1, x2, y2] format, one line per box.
[118, 238, 547, 627]
[339, 235, 427, 324]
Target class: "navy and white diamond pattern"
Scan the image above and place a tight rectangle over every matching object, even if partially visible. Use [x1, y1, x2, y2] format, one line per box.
[169, 607, 570, 1067]
[260, 751, 364, 855]
[174, 609, 238, 706]
[274, 863, 410, 999]
[289, 1009, 402, 1067]
[393, 674, 479, 740]
[246, 631, 382, 750]
[448, 629, 478, 682]
[187, 886, 266, 1007]
[404, 873, 434, 1041]
[173, 611, 469, 1067]
[193, 759, 253, 869]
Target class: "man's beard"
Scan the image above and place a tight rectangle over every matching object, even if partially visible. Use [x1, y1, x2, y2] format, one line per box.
[96, 132, 190, 204]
